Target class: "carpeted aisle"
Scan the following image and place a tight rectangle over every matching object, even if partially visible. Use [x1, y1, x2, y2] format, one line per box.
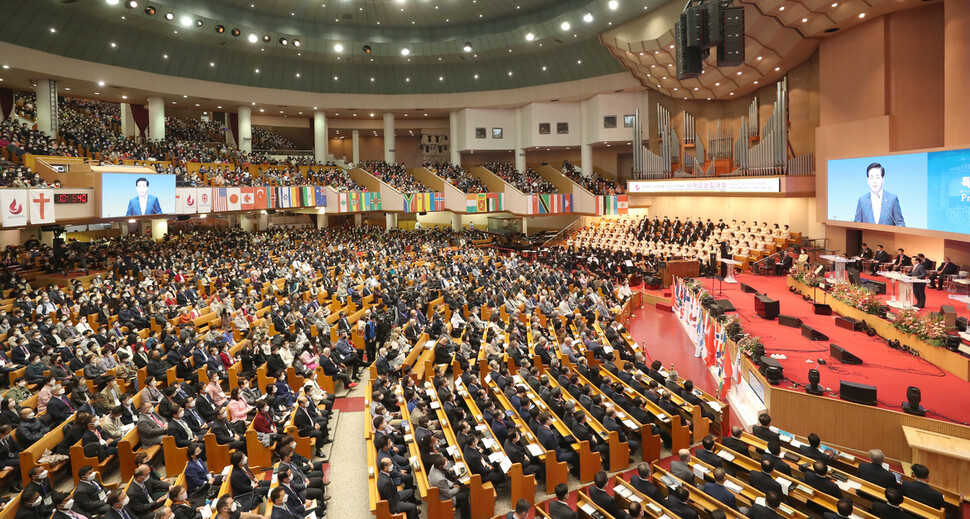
[698, 275, 970, 425]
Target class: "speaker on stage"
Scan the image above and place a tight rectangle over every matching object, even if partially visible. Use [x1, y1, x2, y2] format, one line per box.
[715, 299, 736, 313]
[835, 316, 862, 332]
[830, 343, 863, 364]
[754, 294, 779, 320]
[941, 305, 957, 330]
[741, 283, 758, 294]
[945, 334, 962, 351]
[800, 324, 828, 341]
[778, 315, 802, 328]
[813, 304, 832, 316]
[839, 380, 877, 405]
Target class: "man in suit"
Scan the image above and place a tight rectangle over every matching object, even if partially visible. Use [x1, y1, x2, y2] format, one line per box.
[823, 498, 855, 519]
[463, 435, 506, 486]
[24, 466, 55, 517]
[127, 465, 167, 519]
[428, 455, 471, 519]
[752, 414, 780, 444]
[377, 458, 418, 519]
[503, 429, 544, 482]
[125, 177, 163, 216]
[901, 464, 944, 510]
[589, 471, 625, 519]
[74, 466, 110, 517]
[136, 402, 168, 447]
[804, 461, 842, 498]
[670, 449, 696, 486]
[749, 459, 783, 497]
[630, 463, 662, 502]
[723, 426, 751, 457]
[268, 487, 300, 519]
[505, 499, 531, 519]
[105, 490, 138, 519]
[696, 436, 724, 469]
[871, 245, 892, 274]
[853, 163, 905, 226]
[798, 433, 832, 462]
[665, 486, 698, 519]
[910, 255, 928, 308]
[548, 483, 578, 519]
[892, 248, 912, 272]
[703, 468, 738, 511]
[294, 396, 329, 455]
[764, 440, 792, 476]
[536, 411, 578, 469]
[857, 449, 899, 489]
[928, 256, 958, 289]
[872, 487, 913, 519]
[747, 490, 784, 519]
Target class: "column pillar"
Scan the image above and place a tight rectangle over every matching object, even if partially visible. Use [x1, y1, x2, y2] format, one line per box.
[239, 214, 255, 232]
[35, 79, 57, 136]
[257, 212, 269, 231]
[354, 214, 363, 227]
[514, 107, 526, 173]
[120, 103, 137, 138]
[451, 212, 462, 232]
[385, 213, 397, 230]
[521, 217, 528, 235]
[383, 113, 395, 163]
[352, 130, 360, 164]
[150, 219, 168, 240]
[313, 111, 329, 163]
[0, 230, 21, 249]
[147, 97, 165, 141]
[119, 221, 130, 237]
[316, 213, 329, 229]
[580, 99, 593, 176]
[238, 106, 252, 153]
[945, 0, 970, 146]
[449, 111, 461, 165]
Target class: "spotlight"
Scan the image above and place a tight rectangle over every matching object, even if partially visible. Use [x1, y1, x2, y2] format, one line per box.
[608, 0, 619, 9]
[164, 12, 174, 20]
[195, 19, 203, 27]
[525, 32, 535, 41]
[401, 47, 410, 56]
[463, 42, 472, 52]
[334, 43, 343, 52]
[362, 45, 371, 54]
[262, 34, 271, 42]
[279, 37, 288, 45]
[560, 21, 571, 31]
[248, 34, 258, 43]
[179, 16, 192, 27]
[215, 25, 225, 34]
[806, 369, 824, 395]
[106, 0, 119, 4]
[125, 0, 137, 7]
[231, 28, 240, 37]
[292, 39, 301, 47]
[144, 6, 156, 15]
[583, 12, 593, 22]
[902, 386, 925, 416]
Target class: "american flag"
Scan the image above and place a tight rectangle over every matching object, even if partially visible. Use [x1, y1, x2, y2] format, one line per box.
[213, 188, 228, 212]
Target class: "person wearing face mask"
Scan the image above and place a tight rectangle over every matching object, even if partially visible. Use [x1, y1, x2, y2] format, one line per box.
[15, 490, 49, 519]
[105, 489, 137, 519]
[16, 407, 49, 446]
[136, 401, 168, 448]
[275, 468, 325, 518]
[277, 446, 330, 503]
[81, 413, 118, 460]
[7, 376, 30, 403]
[46, 382, 77, 423]
[0, 424, 21, 490]
[127, 464, 167, 519]
[0, 397, 21, 427]
[74, 466, 111, 517]
[52, 491, 88, 519]
[251, 400, 282, 447]
[24, 465, 55, 516]
[228, 451, 269, 511]
[211, 408, 246, 451]
[213, 495, 262, 519]
[167, 486, 200, 519]
[267, 487, 299, 519]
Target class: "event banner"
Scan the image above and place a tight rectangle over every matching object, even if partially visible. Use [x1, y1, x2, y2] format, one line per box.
[335, 191, 382, 213]
[628, 177, 781, 193]
[0, 189, 28, 227]
[828, 147, 970, 234]
[402, 192, 445, 213]
[465, 193, 504, 213]
[176, 188, 198, 214]
[529, 193, 573, 215]
[101, 173, 176, 218]
[596, 194, 629, 215]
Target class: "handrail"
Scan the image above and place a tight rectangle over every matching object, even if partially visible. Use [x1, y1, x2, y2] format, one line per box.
[541, 218, 584, 248]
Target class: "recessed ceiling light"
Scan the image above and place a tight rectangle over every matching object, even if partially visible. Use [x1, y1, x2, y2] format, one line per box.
[49, 28, 56, 33]
[106, 0, 119, 4]
[94, 92, 100, 95]
[757, 56, 763, 60]
[184, 95, 188, 98]
[401, 47, 410, 56]
[121, 95, 127, 99]
[508, 71, 513, 76]
[405, 77, 410, 82]
[525, 32, 535, 41]
[195, 19, 202, 27]
[295, 73, 300, 77]
[774, 66, 780, 71]
[736, 71, 742, 75]
[779, 6, 785, 10]
[210, 62, 215, 67]
[541, 66, 547, 71]
[259, 109, 264, 112]
[858, 12, 866, 18]
[63, 87, 69, 90]
[370, 77, 375, 82]
[279, 37, 288, 45]
[608, 0, 619, 10]
[463, 42, 472, 52]
[254, 68, 260, 73]
[583, 12, 593, 22]
[98, 80, 106, 86]
[333, 76, 338, 80]
[248, 34, 257, 43]
[179, 16, 192, 27]
[577, 60, 582, 64]
[334, 43, 343, 52]
[293, 39, 301, 47]
[164, 12, 173, 20]
[110, 42, 117, 48]
[217, 106, 222, 109]
[831, 2, 838, 6]
[753, 81, 759, 84]
[474, 74, 479, 79]
[801, 17, 808, 22]
[560, 21, 570, 31]
[262, 35, 271, 42]
[715, 82, 720, 86]
[439, 76, 444, 81]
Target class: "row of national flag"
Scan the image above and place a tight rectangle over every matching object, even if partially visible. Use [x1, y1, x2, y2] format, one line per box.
[671, 277, 736, 398]
[596, 194, 629, 215]
[176, 186, 326, 214]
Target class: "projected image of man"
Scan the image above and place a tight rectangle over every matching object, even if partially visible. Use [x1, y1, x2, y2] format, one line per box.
[125, 177, 162, 216]
[853, 163, 904, 226]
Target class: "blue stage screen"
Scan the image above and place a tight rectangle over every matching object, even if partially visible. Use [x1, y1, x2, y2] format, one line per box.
[101, 173, 176, 218]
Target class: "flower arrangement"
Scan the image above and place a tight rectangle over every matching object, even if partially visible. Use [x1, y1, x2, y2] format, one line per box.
[887, 308, 947, 347]
[791, 263, 823, 287]
[830, 283, 881, 315]
[736, 334, 763, 358]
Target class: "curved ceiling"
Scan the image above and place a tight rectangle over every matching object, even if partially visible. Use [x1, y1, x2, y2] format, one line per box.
[0, 0, 676, 94]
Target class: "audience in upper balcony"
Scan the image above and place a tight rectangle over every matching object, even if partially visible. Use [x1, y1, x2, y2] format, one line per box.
[362, 161, 430, 193]
[251, 126, 296, 150]
[483, 162, 556, 194]
[165, 118, 226, 143]
[561, 160, 622, 195]
[422, 161, 487, 193]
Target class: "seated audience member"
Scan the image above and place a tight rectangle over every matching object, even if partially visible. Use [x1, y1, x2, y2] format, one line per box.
[547, 483, 577, 519]
[901, 464, 944, 510]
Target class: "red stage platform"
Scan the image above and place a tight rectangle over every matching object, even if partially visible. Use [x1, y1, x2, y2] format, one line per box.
[861, 273, 970, 318]
[698, 274, 970, 425]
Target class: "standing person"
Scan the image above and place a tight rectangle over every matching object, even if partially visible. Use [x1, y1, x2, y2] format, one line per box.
[364, 314, 378, 364]
[911, 254, 928, 309]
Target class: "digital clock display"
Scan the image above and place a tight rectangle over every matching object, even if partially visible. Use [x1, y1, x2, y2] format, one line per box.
[54, 193, 88, 204]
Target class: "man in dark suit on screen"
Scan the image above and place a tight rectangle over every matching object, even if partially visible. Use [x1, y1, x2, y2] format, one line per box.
[125, 177, 163, 216]
[853, 163, 904, 226]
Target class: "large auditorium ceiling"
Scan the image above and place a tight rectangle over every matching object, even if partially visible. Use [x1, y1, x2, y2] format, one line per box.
[0, 0, 669, 94]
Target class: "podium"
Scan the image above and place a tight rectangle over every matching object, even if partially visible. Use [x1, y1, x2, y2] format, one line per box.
[721, 259, 741, 283]
[880, 271, 930, 310]
[820, 254, 854, 285]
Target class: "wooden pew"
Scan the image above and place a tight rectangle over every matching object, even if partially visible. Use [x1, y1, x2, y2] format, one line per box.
[18, 414, 75, 486]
